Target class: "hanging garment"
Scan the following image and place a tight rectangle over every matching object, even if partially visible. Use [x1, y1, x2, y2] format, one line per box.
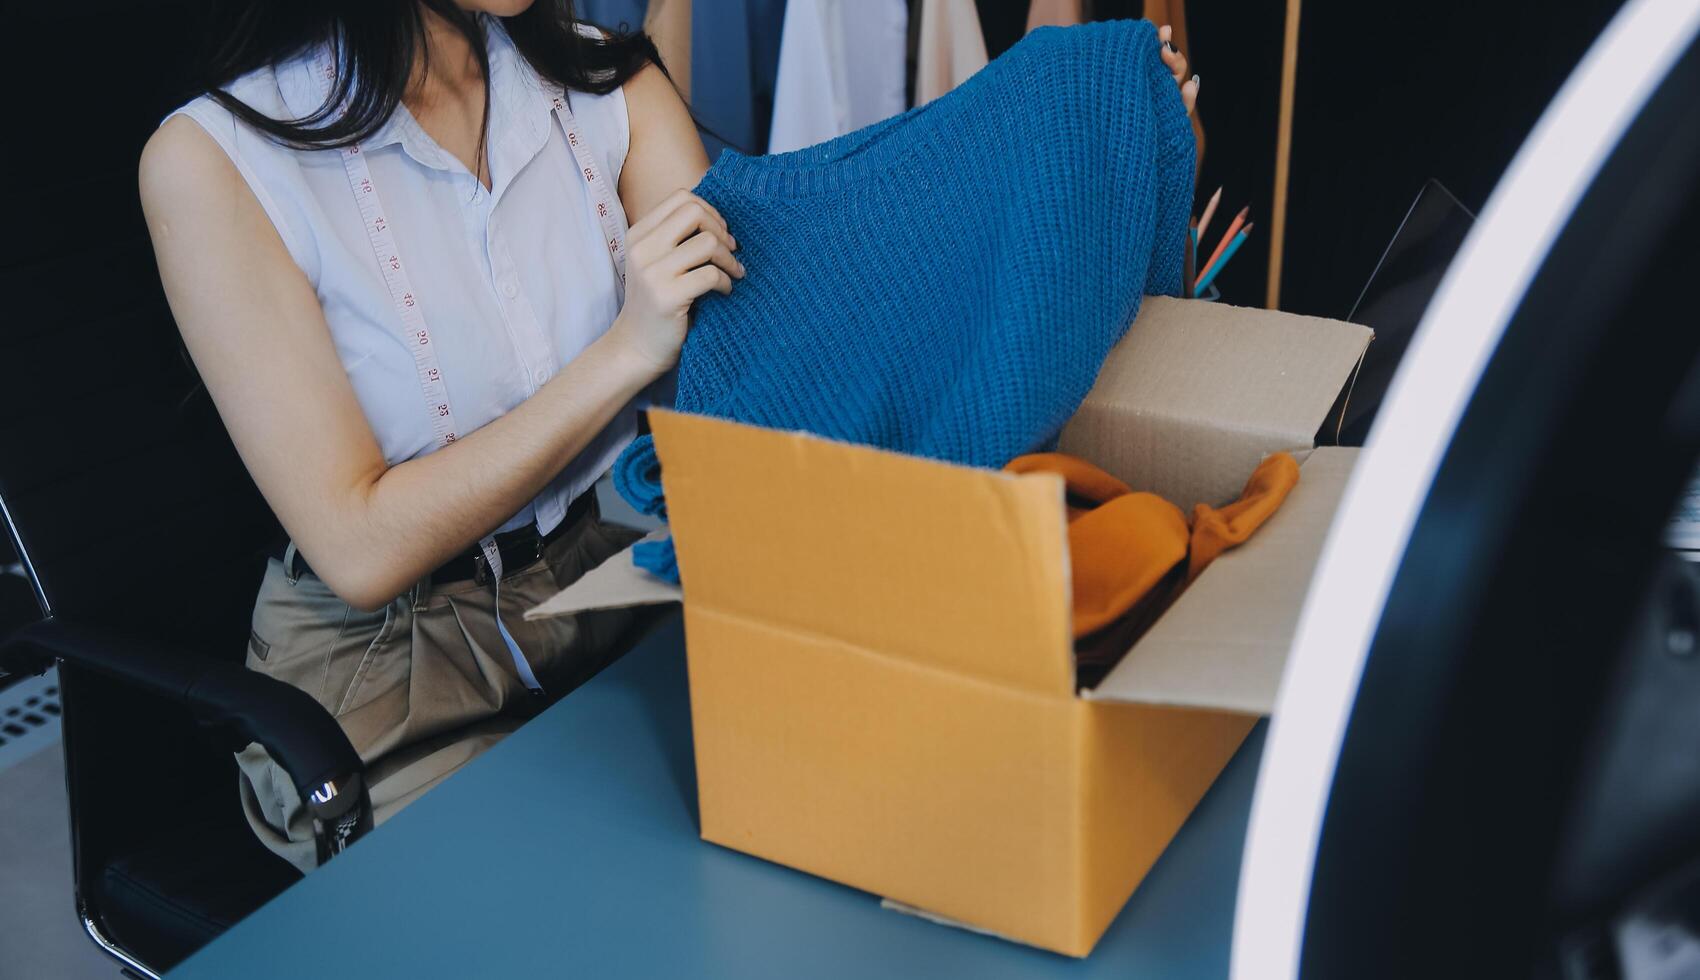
[692, 0, 789, 157]
[916, 0, 990, 104]
[616, 21, 1196, 581]
[1025, 0, 1083, 32]
[579, 1, 790, 156]
[645, 0, 692, 100]
[577, 0, 649, 33]
[767, 0, 909, 153]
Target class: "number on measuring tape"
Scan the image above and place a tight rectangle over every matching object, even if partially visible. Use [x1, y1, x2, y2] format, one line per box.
[553, 102, 627, 302]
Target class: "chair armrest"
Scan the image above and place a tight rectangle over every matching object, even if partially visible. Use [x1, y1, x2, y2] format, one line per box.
[1, 617, 372, 862]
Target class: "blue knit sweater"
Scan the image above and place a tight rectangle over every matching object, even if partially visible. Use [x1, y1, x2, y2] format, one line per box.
[615, 21, 1196, 580]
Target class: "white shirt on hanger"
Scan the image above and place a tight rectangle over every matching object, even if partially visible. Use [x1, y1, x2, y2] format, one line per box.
[768, 0, 909, 154]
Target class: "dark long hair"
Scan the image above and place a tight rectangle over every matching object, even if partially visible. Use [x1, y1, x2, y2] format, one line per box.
[200, 1, 662, 154]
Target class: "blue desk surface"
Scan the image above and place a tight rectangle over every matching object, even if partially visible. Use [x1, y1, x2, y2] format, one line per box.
[171, 613, 1263, 979]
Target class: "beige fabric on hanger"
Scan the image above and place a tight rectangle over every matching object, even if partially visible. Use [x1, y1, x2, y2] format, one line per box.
[1025, 0, 1083, 31]
[645, 0, 691, 100]
[916, 0, 989, 104]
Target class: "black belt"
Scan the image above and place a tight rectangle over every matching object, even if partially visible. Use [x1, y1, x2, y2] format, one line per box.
[275, 491, 594, 587]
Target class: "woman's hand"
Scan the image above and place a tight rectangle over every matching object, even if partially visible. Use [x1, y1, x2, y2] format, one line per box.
[1158, 24, 1199, 116]
[606, 188, 745, 375]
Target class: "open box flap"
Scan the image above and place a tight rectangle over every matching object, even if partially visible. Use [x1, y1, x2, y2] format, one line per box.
[649, 409, 1078, 696]
[1086, 447, 1360, 715]
[1059, 298, 1370, 511]
[524, 531, 680, 620]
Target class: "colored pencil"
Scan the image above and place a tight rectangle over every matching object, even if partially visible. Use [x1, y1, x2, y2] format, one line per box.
[1196, 206, 1248, 287]
[1196, 186, 1224, 241]
[1195, 223, 1252, 295]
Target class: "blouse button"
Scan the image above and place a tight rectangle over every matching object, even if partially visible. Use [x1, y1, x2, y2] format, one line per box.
[502, 281, 518, 298]
[533, 367, 549, 385]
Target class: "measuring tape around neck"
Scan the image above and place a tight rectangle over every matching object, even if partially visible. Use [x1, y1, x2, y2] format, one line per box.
[314, 55, 628, 692]
[316, 59, 627, 452]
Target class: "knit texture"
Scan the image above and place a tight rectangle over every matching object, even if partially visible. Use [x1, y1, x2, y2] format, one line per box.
[616, 20, 1196, 580]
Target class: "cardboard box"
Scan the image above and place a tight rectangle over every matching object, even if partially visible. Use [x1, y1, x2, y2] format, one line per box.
[530, 297, 1371, 956]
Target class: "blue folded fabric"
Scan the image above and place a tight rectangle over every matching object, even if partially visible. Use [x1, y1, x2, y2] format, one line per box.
[612, 433, 680, 579]
[617, 21, 1196, 582]
[612, 432, 665, 518]
[574, 0, 647, 34]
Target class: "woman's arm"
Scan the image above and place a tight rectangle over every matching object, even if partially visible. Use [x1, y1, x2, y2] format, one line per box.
[139, 106, 738, 611]
[617, 60, 713, 223]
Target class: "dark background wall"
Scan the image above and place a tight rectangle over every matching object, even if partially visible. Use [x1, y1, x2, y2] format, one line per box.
[1185, 2, 1288, 308]
[1189, 0, 1625, 316]
[1, 0, 240, 646]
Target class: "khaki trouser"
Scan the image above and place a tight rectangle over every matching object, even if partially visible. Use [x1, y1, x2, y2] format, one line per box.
[236, 502, 642, 873]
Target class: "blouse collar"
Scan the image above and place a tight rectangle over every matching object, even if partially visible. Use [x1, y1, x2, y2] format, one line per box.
[275, 14, 558, 187]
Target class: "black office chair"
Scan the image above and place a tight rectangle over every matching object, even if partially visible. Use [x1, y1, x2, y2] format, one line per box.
[0, 537, 36, 649]
[0, 2, 371, 974]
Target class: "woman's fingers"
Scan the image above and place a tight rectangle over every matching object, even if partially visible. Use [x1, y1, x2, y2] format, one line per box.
[622, 186, 742, 312]
[1158, 29, 1186, 76]
[629, 188, 706, 236]
[609, 190, 740, 375]
[630, 188, 728, 241]
[629, 199, 736, 267]
[1157, 25, 1196, 116]
[626, 187, 688, 239]
[1158, 25, 1188, 81]
[651, 198, 736, 255]
[682, 263, 735, 297]
[664, 230, 746, 281]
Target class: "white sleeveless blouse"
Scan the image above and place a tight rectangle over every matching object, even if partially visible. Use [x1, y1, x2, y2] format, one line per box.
[163, 18, 639, 536]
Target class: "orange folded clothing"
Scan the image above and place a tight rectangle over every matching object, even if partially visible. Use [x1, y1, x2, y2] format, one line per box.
[1005, 452, 1188, 638]
[1005, 452, 1138, 517]
[1004, 451, 1300, 641]
[1188, 452, 1301, 584]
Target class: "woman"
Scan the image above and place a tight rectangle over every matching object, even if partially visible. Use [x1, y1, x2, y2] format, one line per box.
[140, 0, 1196, 872]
